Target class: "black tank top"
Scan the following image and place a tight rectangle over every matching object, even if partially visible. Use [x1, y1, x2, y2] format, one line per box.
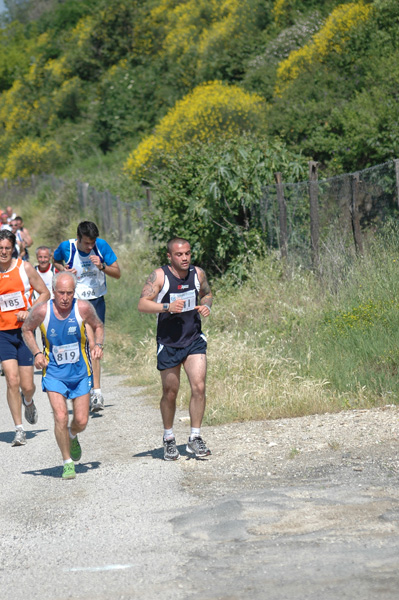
[156, 265, 202, 348]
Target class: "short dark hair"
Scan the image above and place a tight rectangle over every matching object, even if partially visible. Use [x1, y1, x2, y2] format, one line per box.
[167, 237, 190, 254]
[77, 221, 99, 241]
[0, 229, 16, 248]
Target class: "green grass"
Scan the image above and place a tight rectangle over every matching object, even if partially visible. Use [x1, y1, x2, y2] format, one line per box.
[18, 180, 399, 426]
[104, 219, 399, 425]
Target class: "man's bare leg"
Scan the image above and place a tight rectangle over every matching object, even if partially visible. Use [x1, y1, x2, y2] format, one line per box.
[183, 353, 211, 457]
[183, 353, 207, 428]
[47, 391, 70, 460]
[160, 365, 181, 429]
[2, 359, 23, 425]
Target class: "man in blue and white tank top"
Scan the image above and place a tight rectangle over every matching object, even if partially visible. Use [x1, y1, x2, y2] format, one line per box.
[53, 221, 120, 413]
[138, 237, 213, 461]
[22, 272, 105, 480]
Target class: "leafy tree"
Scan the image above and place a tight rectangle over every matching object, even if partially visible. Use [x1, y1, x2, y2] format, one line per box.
[145, 135, 307, 279]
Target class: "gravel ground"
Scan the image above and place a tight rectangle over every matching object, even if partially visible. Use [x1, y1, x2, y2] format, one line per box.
[0, 371, 399, 600]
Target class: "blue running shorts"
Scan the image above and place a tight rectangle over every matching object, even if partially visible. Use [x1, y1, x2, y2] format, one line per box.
[42, 375, 92, 399]
[0, 329, 33, 366]
[88, 296, 106, 323]
[157, 334, 207, 371]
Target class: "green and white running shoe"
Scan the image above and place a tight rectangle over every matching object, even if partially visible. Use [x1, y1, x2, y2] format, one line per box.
[70, 436, 82, 461]
[62, 462, 76, 480]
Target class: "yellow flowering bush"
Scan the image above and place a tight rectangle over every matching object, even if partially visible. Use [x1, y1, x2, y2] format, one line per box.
[69, 16, 95, 49]
[124, 80, 266, 179]
[50, 77, 83, 123]
[0, 80, 34, 136]
[275, 2, 374, 96]
[148, 0, 260, 81]
[272, 0, 294, 27]
[2, 138, 63, 179]
[43, 56, 71, 85]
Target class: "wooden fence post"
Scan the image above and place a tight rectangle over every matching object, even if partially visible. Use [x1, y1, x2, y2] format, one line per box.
[126, 205, 132, 235]
[351, 172, 364, 255]
[117, 196, 123, 242]
[105, 190, 113, 232]
[394, 159, 399, 210]
[145, 187, 151, 208]
[308, 161, 319, 270]
[274, 172, 288, 259]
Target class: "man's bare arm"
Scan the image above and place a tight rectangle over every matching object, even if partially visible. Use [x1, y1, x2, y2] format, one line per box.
[77, 300, 105, 360]
[22, 303, 47, 356]
[197, 267, 213, 306]
[78, 301, 105, 341]
[138, 269, 165, 313]
[194, 267, 212, 317]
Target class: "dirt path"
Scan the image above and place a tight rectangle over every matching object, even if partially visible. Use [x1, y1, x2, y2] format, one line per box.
[1, 371, 398, 599]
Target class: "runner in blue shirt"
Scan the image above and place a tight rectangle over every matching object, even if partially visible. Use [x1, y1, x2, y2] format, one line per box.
[22, 272, 105, 480]
[53, 222, 120, 412]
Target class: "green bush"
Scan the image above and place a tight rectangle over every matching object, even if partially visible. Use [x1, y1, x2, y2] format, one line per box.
[145, 134, 307, 279]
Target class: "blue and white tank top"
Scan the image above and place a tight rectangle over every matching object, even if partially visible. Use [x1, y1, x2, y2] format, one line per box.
[65, 240, 106, 299]
[40, 299, 91, 381]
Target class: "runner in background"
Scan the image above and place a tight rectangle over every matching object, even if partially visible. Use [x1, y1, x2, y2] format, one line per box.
[53, 221, 120, 413]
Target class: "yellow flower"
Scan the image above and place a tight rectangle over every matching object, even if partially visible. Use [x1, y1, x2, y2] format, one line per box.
[124, 81, 266, 179]
[275, 2, 373, 96]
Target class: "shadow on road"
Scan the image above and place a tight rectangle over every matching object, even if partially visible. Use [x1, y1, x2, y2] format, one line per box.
[22, 461, 102, 478]
[133, 444, 209, 461]
[0, 429, 47, 444]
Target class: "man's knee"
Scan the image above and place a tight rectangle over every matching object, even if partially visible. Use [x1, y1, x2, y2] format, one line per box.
[75, 414, 88, 432]
[53, 409, 69, 428]
[161, 389, 178, 404]
[5, 372, 20, 391]
[190, 378, 206, 398]
[20, 381, 35, 398]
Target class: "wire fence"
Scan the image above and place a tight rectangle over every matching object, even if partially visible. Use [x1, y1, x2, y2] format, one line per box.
[256, 159, 399, 268]
[0, 174, 145, 243]
[1, 159, 399, 261]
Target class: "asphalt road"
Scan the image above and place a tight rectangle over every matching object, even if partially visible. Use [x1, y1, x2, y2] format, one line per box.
[1, 371, 399, 600]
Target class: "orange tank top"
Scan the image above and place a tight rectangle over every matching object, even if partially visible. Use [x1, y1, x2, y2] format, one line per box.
[0, 258, 32, 330]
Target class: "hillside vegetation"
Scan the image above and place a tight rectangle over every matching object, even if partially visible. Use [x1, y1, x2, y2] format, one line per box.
[3, 0, 399, 421]
[1, 0, 398, 180]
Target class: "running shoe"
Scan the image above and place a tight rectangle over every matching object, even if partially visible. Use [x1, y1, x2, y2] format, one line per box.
[11, 429, 26, 446]
[21, 392, 38, 425]
[163, 436, 180, 461]
[70, 436, 82, 461]
[186, 436, 212, 458]
[62, 462, 76, 480]
[90, 392, 104, 412]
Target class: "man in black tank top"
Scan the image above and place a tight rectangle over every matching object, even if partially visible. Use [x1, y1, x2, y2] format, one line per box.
[138, 237, 213, 461]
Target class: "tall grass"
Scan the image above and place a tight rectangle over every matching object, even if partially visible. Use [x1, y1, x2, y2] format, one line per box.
[105, 220, 399, 425]
[19, 180, 399, 425]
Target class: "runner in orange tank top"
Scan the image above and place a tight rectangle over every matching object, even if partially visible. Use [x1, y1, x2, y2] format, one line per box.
[0, 230, 50, 447]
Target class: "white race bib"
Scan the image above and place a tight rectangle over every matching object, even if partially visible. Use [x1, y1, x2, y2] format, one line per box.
[169, 289, 196, 312]
[0, 291, 24, 312]
[53, 342, 80, 365]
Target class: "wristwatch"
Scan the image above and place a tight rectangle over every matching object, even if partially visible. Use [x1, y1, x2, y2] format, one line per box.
[162, 303, 170, 312]
[95, 343, 104, 350]
[101, 263, 106, 271]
